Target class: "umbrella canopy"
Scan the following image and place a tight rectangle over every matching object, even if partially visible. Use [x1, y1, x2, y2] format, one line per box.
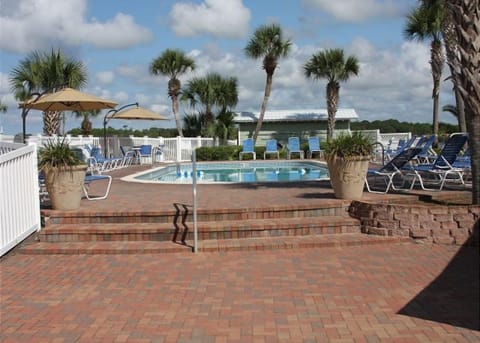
[106, 106, 169, 121]
[24, 87, 118, 111]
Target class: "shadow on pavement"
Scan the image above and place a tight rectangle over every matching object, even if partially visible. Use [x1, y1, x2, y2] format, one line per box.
[398, 220, 480, 331]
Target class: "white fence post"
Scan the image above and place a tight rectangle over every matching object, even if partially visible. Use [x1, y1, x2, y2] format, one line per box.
[0, 142, 41, 256]
[176, 136, 182, 162]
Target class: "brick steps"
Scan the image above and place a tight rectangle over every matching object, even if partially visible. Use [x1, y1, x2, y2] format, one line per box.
[41, 203, 349, 225]
[38, 216, 360, 242]
[18, 233, 411, 255]
[17, 201, 412, 255]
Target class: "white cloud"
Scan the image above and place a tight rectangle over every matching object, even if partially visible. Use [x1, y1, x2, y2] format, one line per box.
[0, 0, 153, 53]
[113, 91, 129, 104]
[303, 0, 408, 22]
[96, 71, 115, 85]
[170, 0, 250, 38]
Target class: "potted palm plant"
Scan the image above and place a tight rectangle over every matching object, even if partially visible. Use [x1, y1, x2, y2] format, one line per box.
[324, 132, 373, 199]
[38, 138, 87, 210]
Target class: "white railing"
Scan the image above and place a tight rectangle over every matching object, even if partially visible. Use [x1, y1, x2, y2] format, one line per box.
[25, 135, 224, 162]
[0, 141, 41, 257]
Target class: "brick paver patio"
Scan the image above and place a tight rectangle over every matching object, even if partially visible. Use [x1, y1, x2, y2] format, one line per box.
[1, 164, 478, 342]
[1, 242, 478, 342]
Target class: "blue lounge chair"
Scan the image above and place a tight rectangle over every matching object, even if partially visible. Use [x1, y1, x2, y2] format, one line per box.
[414, 134, 437, 164]
[139, 144, 153, 165]
[239, 138, 256, 160]
[88, 146, 122, 172]
[264, 139, 279, 159]
[365, 147, 423, 193]
[307, 137, 323, 159]
[120, 146, 136, 167]
[287, 137, 304, 159]
[83, 173, 112, 200]
[403, 133, 468, 191]
[385, 136, 416, 161]
[39, 171, 112, 202]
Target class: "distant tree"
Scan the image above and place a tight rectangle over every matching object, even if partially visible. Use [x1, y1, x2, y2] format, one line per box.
[304, 48, 360, 140]
[182, 113, 204, 137]
[72, 109, 101, 136]
[404, 2, 444, 146]
[245, 24, 292, 144]
[149, 49, 196, 137]
[9, 49, 87, 137]
[181, 73, 238, 137]
[0, 101, 7, 113]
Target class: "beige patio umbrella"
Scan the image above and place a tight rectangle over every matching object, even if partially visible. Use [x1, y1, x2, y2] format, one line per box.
[24, 87, 118, 111]
[105, 106, 169, 121]
[103, 104, 170, 156]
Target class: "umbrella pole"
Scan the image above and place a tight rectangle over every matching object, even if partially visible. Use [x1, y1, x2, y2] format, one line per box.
[103, 102, 139, 157]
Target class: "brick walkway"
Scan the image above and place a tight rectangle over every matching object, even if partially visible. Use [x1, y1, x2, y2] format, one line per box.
[1, 243, 479, 342]
[3, 164, 478, 342]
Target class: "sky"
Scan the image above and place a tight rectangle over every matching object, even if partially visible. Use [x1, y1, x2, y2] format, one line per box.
[0, 0, 457, 135]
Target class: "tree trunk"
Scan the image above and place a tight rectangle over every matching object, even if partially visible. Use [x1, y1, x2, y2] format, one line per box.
[448, 0, 480, 204]
[430, 39, 443, 147]
[43, 110, 62, 136]
[171, 94, 183, 137]
[326, 82, 339, 141]
[252, 72, 273, 144]
[455, 88, 467, 132]
[467, 112, 480, 205]
[442, 9, 467, 133]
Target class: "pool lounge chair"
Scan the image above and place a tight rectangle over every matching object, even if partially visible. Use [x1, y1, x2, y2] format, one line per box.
[414, 134, 437, 164]
[403, 133, 468, 191]
[88, 146, 123, 172]
[39, 171, 112, 202]
[307, 137, 323, 159]
[83, 173, 112, 200]
[365, 147, 422, 193]
[239, 138, 256, 160]
[287, 137, 304, 159]
[264, 139, 279, 159]
[139, 144, 153, 165]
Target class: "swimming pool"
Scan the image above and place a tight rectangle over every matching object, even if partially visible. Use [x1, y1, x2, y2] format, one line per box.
[124, 160, 329, 184]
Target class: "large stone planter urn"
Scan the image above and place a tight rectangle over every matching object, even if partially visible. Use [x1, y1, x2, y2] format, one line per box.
[326, 155, 370, 199]
[44, 165, 87, 210]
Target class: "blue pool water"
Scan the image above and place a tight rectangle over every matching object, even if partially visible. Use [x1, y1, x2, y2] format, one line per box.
[129, 161, 329, 184]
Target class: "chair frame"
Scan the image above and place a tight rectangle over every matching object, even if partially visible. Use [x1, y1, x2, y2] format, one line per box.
[365, 147, 422, 194]
[239, 138, 256, 160]
[82, 174, 112, 200]
[287, 137, 304, 159]
[307, 137, 323, 159]
[264, 139, 279, 159]
[403, 133, 468, 191]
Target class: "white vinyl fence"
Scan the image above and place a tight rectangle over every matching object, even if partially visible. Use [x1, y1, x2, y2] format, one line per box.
[21, 135, 225, 162]
[0, 142, 41, 257]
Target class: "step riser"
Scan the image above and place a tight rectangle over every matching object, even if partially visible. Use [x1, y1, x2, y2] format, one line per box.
[39, 224, 361, 242]
[44, 207, 349, 226]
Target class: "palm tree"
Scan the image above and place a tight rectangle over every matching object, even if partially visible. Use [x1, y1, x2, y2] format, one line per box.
[182, 113, 205, 137]
[404, 3, 444, 146]
[72, 109, 101, 136]
[447, 0, 479, 204]
[149, 49, 196, 137]
[304, 49, 359, 140]
[9, 49, 87, 136]
[245, 24, 292, 144]
[181, 73, 238, 136]
[423, 0, 467, 133]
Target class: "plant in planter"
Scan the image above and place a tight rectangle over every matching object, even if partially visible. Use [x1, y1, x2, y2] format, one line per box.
[38, 138, 87, 210]
[323, 132, 374, 199]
